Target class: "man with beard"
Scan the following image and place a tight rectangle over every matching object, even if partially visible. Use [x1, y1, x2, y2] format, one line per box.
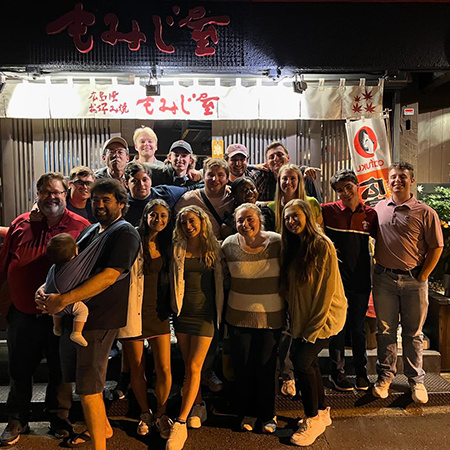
[0, 173, 90, 446]
[95, 137, 130, 184]
[36, 179, 140, 450]
[224, 144, 251, 183]
[226, 142, 321, 202]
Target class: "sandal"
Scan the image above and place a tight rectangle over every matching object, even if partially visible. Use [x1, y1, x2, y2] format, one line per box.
[66, 431, 91, 448]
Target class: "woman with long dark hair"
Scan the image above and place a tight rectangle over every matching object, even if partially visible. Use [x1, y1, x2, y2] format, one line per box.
[119, 199, 173, 438]
[280, 199, 346, 447]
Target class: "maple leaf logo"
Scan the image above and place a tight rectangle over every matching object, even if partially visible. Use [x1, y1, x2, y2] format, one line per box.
[352, 104, 362, 113]
[353, 95, 361, 103]
[365, 103, 376, 113]
[363, 90, 373, 101]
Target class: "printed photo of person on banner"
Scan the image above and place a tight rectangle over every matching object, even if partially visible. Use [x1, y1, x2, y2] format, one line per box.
[345, 115, 392, 207]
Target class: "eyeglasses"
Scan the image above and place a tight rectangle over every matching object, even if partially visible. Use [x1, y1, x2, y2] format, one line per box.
[106, 149, 127, 156]
[39, 190, 67, 198]
[72, 179, 93, 187]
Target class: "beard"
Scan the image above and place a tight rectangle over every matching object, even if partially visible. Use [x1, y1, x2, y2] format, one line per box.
[39, 199, 66, 218]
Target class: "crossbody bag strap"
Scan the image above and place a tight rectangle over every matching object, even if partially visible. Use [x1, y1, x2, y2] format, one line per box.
[199, 189, 224, 226]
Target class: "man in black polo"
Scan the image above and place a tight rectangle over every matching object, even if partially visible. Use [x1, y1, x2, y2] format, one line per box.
[322, 169, 378, 391]
[36, 179, 140, 449]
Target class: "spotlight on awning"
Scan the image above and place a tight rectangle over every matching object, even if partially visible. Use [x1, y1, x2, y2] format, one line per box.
[0, 75, 6, 94]
[146, 67, 160, 96]
[293, 73, 307, 94]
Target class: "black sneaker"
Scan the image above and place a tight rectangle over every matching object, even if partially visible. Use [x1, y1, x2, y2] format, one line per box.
[0, 420, 30, 445]
[355, 375, 370, 391]
[329, 373, 354, 391]
[48, 416, 74, 439]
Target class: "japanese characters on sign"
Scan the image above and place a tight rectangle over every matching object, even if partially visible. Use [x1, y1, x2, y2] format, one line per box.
[46, 2, 230, 57]
[82, 85, 221, 119]
[136, 92, 220, 117]
[345, 116, 392, 207]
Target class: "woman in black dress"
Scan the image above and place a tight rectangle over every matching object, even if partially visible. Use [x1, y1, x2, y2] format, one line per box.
[121, 199, 173, 438]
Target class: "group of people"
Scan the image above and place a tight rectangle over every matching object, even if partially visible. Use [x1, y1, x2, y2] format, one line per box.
[0, 125, 444, 450]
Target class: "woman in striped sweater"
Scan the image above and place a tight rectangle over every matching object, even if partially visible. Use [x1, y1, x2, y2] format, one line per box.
[222, 203, 285, 434]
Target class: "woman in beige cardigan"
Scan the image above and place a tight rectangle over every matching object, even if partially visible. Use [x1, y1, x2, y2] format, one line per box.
[167, 205, 223, 450]
[280, 199, 347, 448]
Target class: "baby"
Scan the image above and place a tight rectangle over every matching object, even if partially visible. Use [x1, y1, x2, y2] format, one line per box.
[45, 233, 89, 347]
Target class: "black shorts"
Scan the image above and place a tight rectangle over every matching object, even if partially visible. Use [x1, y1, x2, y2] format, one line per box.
[59, 325, 118, 396]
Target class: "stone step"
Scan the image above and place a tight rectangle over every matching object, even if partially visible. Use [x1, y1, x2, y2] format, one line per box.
[1, 373, 449, 424]
[318, 348, 442, 375]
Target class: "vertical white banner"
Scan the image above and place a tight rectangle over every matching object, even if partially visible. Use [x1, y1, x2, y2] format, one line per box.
[345, 116, 392, 206]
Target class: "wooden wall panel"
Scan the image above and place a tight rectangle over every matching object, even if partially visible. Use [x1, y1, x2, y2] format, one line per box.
[417, 108, 450, 184]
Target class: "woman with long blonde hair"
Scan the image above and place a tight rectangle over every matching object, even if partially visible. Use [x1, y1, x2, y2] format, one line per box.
[280, 199, 346, 447]
[269, 164, 322, 232]
[166, 205, 223, 450]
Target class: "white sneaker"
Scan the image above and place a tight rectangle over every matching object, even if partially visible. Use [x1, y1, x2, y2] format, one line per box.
[372, 379, 391, 399]
[201, 370, 223, 392]
[155, 414, 172, 439]
[318, 406, 332, 427]
[281, 379, 296, 397]
[240, 416, 257, 432]
[166, 421, 188, 450]
[291, 416, 326, 447]
[187, 402, 207, 429]
[410, 382, 428, 404]
[137, 410, 153, 436]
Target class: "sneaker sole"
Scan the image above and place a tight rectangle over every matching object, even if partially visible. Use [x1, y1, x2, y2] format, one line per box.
[1, 425, 30, 446]
[372, 388, 389, 399]
[290, 429, 325, 447]
[187, 419, 203, 429]
[159, 429, 171, 439]
[328, 375, 354, 392]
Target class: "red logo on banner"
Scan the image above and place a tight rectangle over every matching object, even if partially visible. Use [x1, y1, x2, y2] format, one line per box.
[354, 126, 377, 158]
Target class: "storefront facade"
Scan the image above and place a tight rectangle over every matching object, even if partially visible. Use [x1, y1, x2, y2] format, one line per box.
[1, 1, 450, 222]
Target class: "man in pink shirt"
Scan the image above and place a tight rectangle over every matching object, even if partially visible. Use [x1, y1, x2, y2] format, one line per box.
[372, 162, 443, 404]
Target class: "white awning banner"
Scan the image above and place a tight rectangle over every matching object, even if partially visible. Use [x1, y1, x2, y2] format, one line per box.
[0, 78, 383, 120]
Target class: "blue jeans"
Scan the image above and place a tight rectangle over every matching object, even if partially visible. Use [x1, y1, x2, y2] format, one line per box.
[373, 265, 428, 384]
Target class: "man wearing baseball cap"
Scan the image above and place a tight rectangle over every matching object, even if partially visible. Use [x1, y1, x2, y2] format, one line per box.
[95, 137, 130, 184]
[149, 139, 202, 188]
[224, 144, 250, 183]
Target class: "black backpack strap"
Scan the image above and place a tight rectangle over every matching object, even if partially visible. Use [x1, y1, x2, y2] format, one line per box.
[200, 189, 224, 226]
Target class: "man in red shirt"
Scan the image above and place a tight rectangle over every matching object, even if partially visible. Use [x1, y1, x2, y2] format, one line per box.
[0, 172, 90, 446]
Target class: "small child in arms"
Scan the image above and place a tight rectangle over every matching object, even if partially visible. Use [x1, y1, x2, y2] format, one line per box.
[45, 233, 89, 347]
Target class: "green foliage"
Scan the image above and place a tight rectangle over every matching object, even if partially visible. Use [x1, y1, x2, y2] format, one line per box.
[421, 186, 450, 223]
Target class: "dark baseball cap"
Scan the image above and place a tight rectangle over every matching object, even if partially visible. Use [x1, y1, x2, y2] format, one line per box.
[169, 140, 193, 154]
